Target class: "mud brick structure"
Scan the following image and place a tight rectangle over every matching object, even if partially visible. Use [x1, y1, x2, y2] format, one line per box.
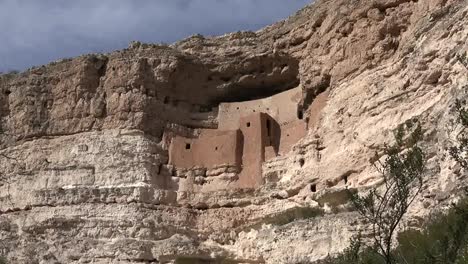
[2, 0, 464, 261]
[168, 87, 317, 189]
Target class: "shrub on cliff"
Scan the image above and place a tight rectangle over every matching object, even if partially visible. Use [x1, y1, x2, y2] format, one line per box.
[323, 196, 468, 264]
[349, 119, 425, 264]
[394, 196, 468, 263]
[324, 98, 468, 264]
[320, 120, 425, 264]
[450, 99, 468, 170]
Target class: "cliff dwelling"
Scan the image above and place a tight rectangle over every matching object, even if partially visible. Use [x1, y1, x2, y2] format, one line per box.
[2, 0, 464, 261]
[166, 86, 329, 190]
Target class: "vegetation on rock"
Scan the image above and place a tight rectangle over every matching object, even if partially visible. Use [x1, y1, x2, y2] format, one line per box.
[324, 99, 468, 264]
[322, 196, 468, 264]
[350, 120, 425, 263]
[450, 99, 468, 170]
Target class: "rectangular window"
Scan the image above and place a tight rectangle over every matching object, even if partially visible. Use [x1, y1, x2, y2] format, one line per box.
[310, 184, 317, 192]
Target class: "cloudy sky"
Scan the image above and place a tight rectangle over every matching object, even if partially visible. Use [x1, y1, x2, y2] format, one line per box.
[0, 0, 311, 72]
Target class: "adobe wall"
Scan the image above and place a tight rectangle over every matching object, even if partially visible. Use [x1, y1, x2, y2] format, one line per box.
[197, 130, 243, 169]
[167, 87, 327, 190]
[238, 112, 274, 188]
[218, 86, 302, 130]
[278, 120, 307, 155]
[169, 129, 242, 170]
[168, 136, 196, 168]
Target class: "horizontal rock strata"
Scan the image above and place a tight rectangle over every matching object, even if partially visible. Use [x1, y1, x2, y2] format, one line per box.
[0, 0, 467, 263]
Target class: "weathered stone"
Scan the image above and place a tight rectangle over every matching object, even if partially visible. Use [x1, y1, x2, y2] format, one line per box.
[0, 0, 467, 263]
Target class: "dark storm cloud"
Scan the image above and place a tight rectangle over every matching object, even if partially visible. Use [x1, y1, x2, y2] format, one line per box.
[0, 0, 311, 72]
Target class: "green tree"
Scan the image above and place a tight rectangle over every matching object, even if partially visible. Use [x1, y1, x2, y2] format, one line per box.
[349, 120, 426, 264]
[394, 197, 468, 264]
[450, 99, 468, 170]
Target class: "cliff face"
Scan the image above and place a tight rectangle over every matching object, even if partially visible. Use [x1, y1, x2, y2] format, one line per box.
[0, 0, 467, 263]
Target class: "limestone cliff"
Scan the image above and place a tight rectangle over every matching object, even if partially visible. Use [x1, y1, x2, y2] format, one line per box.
[0, 0, 467, 263]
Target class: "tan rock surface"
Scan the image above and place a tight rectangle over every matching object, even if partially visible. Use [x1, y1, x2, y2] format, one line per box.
[0, 0, 467, 263]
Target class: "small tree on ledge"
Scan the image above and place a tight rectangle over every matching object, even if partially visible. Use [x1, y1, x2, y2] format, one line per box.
[349, 119, 426, 264]
[450, 99, 468, 170]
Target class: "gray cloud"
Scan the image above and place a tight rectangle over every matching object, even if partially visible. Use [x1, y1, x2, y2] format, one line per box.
[0, 0, 311, 72]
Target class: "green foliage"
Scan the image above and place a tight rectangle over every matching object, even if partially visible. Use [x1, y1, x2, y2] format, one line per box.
[450, 99, 468, 169]
[324, 197, 468, 264]
[349, 119, 426, 263]
[394, 197, 468, 264]
[322, 90, 468, 264]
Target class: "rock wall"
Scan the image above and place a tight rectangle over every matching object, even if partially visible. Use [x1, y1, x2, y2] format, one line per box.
[0, 0, 467, 263]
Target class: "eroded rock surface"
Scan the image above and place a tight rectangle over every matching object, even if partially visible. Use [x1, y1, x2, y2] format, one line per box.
[0, 0, 467, 263]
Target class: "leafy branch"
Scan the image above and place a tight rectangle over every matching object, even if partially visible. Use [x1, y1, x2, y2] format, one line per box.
[349, 119, 426, 264]
[450, 99, 468, 170]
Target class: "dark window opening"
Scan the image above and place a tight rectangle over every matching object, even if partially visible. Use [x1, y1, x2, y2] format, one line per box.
[246, 122, 251, 127]
[299, 158, 305, 167]
[185, 143, 191, 150]
[4, 90, 11, 96]
[157, 164, 162, 174]
[344, 175, 348, 185]
[236, 107, 239, 110]
[215, 146, 218, 151]
[266, 119, 271, 137]
[163, 96, 169, 104]
[287, 134, 290, 137]
[298, 110, 304, 120]
[310, 184, 317, 193]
